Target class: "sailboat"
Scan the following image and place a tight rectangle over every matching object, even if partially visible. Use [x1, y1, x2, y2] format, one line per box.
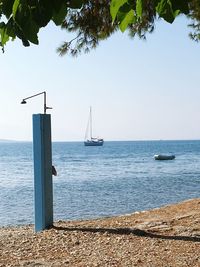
[84, 107, 104, 146]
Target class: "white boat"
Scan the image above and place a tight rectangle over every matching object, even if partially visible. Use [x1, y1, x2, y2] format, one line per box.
[154, 154, 175, 160]
[84, 107, 104, 146]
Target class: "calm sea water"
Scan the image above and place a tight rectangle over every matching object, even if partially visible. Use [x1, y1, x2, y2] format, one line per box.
[0, 140, 200, 227]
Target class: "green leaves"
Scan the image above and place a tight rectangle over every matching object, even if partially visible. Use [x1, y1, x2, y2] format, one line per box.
[12, 0, 20, 18]
[110, 0, 190, 32]
[110, 0, 128, 21]
[110, 0, 136, 32]
[120, 9, 135, 32]
[110, 0, 143, 32]
[156, 0, 189, 23]
[0, 0, 195, 54]
[0, 0, 84, 50]
[53, 2, 68, 25]
[0, 0, 15, 18]
[136, 0, 143, 19]
[0, 22, 9, 46]
[156, 0, 178, 23]
[171, 0, 189, 15]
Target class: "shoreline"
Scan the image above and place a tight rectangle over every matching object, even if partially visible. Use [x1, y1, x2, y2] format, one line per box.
[1, 198, 200, 266]
[0, 198, 197, 230]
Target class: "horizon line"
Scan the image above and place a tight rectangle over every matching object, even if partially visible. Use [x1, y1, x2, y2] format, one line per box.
[1, 138, 200, 143]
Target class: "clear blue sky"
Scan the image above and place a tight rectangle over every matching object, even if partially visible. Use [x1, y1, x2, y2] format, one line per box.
[1, 15, 200, 141]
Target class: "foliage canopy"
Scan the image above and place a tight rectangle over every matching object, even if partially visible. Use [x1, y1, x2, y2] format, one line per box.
[0, 0, 200, 55]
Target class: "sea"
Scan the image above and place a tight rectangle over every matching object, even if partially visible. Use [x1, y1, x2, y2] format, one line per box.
[0, 140, 200, 227]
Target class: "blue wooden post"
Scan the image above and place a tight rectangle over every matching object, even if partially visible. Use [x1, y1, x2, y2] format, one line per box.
[32, 114, 53, 232]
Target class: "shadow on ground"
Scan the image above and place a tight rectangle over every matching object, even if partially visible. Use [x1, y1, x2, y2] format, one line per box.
[52, 225, 200, 243]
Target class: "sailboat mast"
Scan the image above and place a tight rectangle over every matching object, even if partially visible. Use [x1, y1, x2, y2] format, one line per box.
[90, 106, 92, 139]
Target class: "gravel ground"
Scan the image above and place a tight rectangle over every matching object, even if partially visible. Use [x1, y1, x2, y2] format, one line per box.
[1, 198, 200, 267]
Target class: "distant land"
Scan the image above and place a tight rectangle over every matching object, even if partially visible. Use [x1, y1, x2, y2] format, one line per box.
[0, 139, 17, 142]
[0, 139, 31, 142]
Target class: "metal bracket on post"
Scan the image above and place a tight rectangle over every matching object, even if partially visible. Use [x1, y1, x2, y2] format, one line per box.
[33, 114, 53, 232]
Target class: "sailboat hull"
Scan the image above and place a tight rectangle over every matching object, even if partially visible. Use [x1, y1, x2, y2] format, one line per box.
[84, 140, 104, 146]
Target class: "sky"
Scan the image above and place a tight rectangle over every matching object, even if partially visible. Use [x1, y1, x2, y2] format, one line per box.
[0, 15, 200, 142]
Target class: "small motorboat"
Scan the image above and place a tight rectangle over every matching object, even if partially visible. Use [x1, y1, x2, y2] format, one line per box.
[154, 154, 175, 160]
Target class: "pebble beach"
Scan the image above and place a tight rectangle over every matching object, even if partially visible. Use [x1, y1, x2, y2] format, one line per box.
[1, 198, 200, 267]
